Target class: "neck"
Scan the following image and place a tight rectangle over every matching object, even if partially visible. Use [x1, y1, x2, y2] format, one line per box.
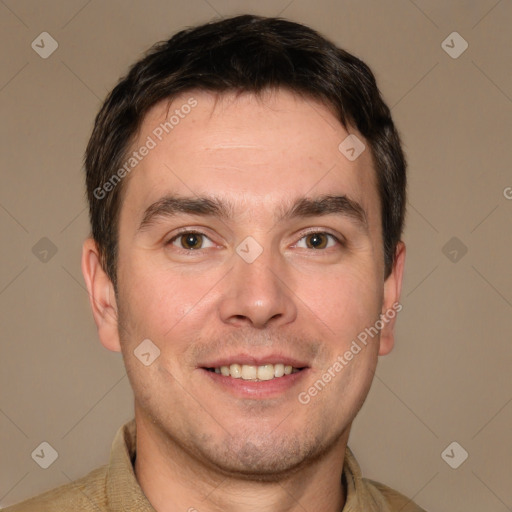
[133, 414, 349, 512]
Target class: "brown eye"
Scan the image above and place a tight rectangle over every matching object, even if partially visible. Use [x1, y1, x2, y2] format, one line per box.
[180, 233, 203, 249]
[168, 231, 208, 250]
[295, 232, 339, 250]
[305, 233, 329, 249]
[168, 231, 215, 251]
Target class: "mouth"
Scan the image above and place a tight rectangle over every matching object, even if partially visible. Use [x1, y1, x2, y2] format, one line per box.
[202, 365, 309, 399]
[204, 363, 305, 381]
[198, 355, 310, 398]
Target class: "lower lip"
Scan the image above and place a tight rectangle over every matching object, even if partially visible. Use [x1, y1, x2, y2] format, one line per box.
[201, 368, 309, 399]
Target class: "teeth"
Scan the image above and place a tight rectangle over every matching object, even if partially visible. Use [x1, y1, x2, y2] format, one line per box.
[230, 364, 242, 378]
[274, 363, 285, 378]
[214, 363, 301, 380]
[241, 365, 257, 380]
[257, 364, 274, 381]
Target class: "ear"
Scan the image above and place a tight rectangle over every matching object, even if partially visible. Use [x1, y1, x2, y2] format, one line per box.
[81, 237, 121, 352]
[378, 241, 406, 356]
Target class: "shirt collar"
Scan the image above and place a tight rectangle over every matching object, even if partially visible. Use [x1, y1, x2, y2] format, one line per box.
[106, 419, 155, 511]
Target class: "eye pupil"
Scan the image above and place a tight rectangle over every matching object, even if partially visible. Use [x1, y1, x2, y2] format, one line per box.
[306, 233, 328, 249]
[181, 233, 202, 249]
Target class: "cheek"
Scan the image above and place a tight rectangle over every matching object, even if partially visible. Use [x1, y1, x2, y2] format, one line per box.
[119, 256, 222, 343]
[302, 263, 382, 341]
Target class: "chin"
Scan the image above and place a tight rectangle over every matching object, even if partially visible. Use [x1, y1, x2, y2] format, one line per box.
[196, 428, 336, 481]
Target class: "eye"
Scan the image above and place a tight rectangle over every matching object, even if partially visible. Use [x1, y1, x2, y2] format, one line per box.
[296, 232, 339, 250]
[168, 231, 215, 250]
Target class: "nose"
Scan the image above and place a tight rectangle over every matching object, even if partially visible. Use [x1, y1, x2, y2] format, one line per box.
[218, 248, 297, 329]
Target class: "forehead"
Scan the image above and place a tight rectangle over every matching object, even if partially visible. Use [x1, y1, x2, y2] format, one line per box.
[120, 88, 380, 228]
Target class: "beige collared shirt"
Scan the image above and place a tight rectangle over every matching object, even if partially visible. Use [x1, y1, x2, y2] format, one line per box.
[4, 420, 426, 511]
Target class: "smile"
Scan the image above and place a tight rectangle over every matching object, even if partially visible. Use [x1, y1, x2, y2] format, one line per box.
[207, 363, 302, 381]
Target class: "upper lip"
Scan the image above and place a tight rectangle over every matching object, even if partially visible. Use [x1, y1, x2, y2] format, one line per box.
[200, 353, 310, 369]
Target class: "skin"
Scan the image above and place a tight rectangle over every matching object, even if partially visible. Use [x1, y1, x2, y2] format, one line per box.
[82, 88, 405, 512]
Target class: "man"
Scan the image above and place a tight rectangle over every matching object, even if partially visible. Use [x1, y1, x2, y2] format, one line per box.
[5, 14, 426, 512]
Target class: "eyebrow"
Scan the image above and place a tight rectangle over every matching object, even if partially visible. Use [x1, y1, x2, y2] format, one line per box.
[282, 195, 368, 231]
[138, 196, 232, 232]
[137, 194, 368, 233]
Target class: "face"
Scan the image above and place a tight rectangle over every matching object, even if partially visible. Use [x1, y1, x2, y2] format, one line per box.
[85, 88, 404, 478]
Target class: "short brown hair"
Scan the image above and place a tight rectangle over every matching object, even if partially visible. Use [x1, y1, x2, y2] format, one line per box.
[85, 14, 407, 289]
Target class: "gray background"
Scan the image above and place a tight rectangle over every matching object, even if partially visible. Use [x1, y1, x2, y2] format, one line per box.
[1, 1, 511, 510]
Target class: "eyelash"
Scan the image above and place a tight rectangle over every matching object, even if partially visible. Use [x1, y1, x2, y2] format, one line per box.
[165, 229, 344, 251]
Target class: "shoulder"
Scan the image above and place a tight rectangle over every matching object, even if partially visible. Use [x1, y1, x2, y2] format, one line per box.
[363, 477, 428, 512]
[343, 446, 427, 512]
[2, 465, 108, 512]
